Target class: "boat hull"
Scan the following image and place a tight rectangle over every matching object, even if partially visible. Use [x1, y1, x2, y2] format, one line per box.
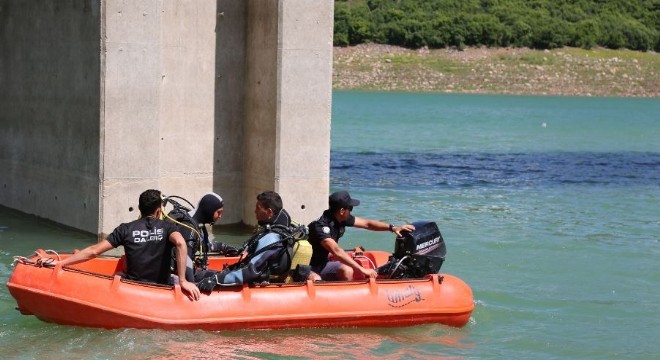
[7, 250, 474, 330]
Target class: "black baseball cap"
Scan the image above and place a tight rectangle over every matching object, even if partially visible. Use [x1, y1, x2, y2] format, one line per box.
[329, 191, 360, 209]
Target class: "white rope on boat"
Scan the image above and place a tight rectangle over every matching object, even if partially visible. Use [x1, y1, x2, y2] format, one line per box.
[43, 249, 61, 261]
[11, 249, 61, 267]
[12, 256, 33, 267]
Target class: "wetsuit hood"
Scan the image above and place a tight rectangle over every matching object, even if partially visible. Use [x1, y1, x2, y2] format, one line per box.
[258, 208, 292, 227]
[189, 192, 224, 224]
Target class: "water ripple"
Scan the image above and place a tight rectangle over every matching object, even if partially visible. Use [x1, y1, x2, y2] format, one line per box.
[332, 151, 660, 189]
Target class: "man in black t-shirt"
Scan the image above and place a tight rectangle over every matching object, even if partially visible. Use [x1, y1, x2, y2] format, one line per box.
[56, 189, 200, 301]
[307, 191, 415, 281]
[105, 216, 178, 284]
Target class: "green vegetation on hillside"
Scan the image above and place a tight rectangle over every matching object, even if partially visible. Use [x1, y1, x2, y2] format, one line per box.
[334, 0, 660, 51]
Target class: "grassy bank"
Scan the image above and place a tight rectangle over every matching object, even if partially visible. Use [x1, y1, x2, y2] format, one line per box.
[333, 44, 659, 97]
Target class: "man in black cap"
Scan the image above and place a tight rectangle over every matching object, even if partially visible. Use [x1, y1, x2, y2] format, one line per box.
[307, 190, 415, 281]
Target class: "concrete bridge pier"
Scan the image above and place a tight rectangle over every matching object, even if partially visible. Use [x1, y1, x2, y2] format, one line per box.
[241, 1, 333, 226]
[0, 0, 333, 237]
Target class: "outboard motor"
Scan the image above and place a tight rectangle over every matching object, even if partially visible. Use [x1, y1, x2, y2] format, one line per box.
[378, 221, 446, 279]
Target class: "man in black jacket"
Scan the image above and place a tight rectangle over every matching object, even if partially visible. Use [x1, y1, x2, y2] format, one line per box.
[307, 191, 415, 281]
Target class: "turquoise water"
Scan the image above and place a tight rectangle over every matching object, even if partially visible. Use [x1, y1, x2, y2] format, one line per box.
[2, 92, 659, 359]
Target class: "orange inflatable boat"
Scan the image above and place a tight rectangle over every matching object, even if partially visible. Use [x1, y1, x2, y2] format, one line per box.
[7, 223, 474, 330]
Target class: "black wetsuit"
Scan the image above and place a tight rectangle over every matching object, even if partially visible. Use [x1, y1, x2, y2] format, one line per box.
[196, 209, 295, 290]
[261, 208, 292, 228]
[167, 208, 205, 282]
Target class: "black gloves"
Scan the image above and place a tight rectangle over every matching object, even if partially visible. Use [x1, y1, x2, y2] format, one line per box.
[208, 242, 240, 256]
[197, 274, 219, 293]
[221, 244, 240, 257]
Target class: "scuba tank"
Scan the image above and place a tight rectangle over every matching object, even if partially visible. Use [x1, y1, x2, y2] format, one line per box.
[162, 195, 209, 270]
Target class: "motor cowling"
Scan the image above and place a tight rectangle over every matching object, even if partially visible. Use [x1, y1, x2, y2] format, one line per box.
[379, 221, 446, 279]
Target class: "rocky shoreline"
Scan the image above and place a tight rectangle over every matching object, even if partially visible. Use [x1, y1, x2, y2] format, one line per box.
[333, 44, 659, 98]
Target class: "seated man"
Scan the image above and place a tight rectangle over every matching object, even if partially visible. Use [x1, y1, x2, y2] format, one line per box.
[55, 189, 200, 301]
[307, 191, 415, 281]
[165, 192, 238, 282]
[255, 190, 293, 228]
[197, 191, 301, 292]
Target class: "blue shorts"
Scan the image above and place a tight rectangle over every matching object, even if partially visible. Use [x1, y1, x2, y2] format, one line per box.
[312, 261, 343, 281]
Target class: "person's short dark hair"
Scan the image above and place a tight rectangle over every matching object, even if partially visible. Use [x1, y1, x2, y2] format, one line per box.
[329, 191, 360, 211]
[139, 189, 162, 216]
[256, 191, 283, 214]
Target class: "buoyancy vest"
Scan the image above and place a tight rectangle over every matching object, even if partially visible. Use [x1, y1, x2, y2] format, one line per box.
[234, 221, 309, 279]
[164, 198, 210, 270]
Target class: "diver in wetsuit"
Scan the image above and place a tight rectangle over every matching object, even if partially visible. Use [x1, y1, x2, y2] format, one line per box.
[196, 191, 299, 291]
[166, 192, 239, 282]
